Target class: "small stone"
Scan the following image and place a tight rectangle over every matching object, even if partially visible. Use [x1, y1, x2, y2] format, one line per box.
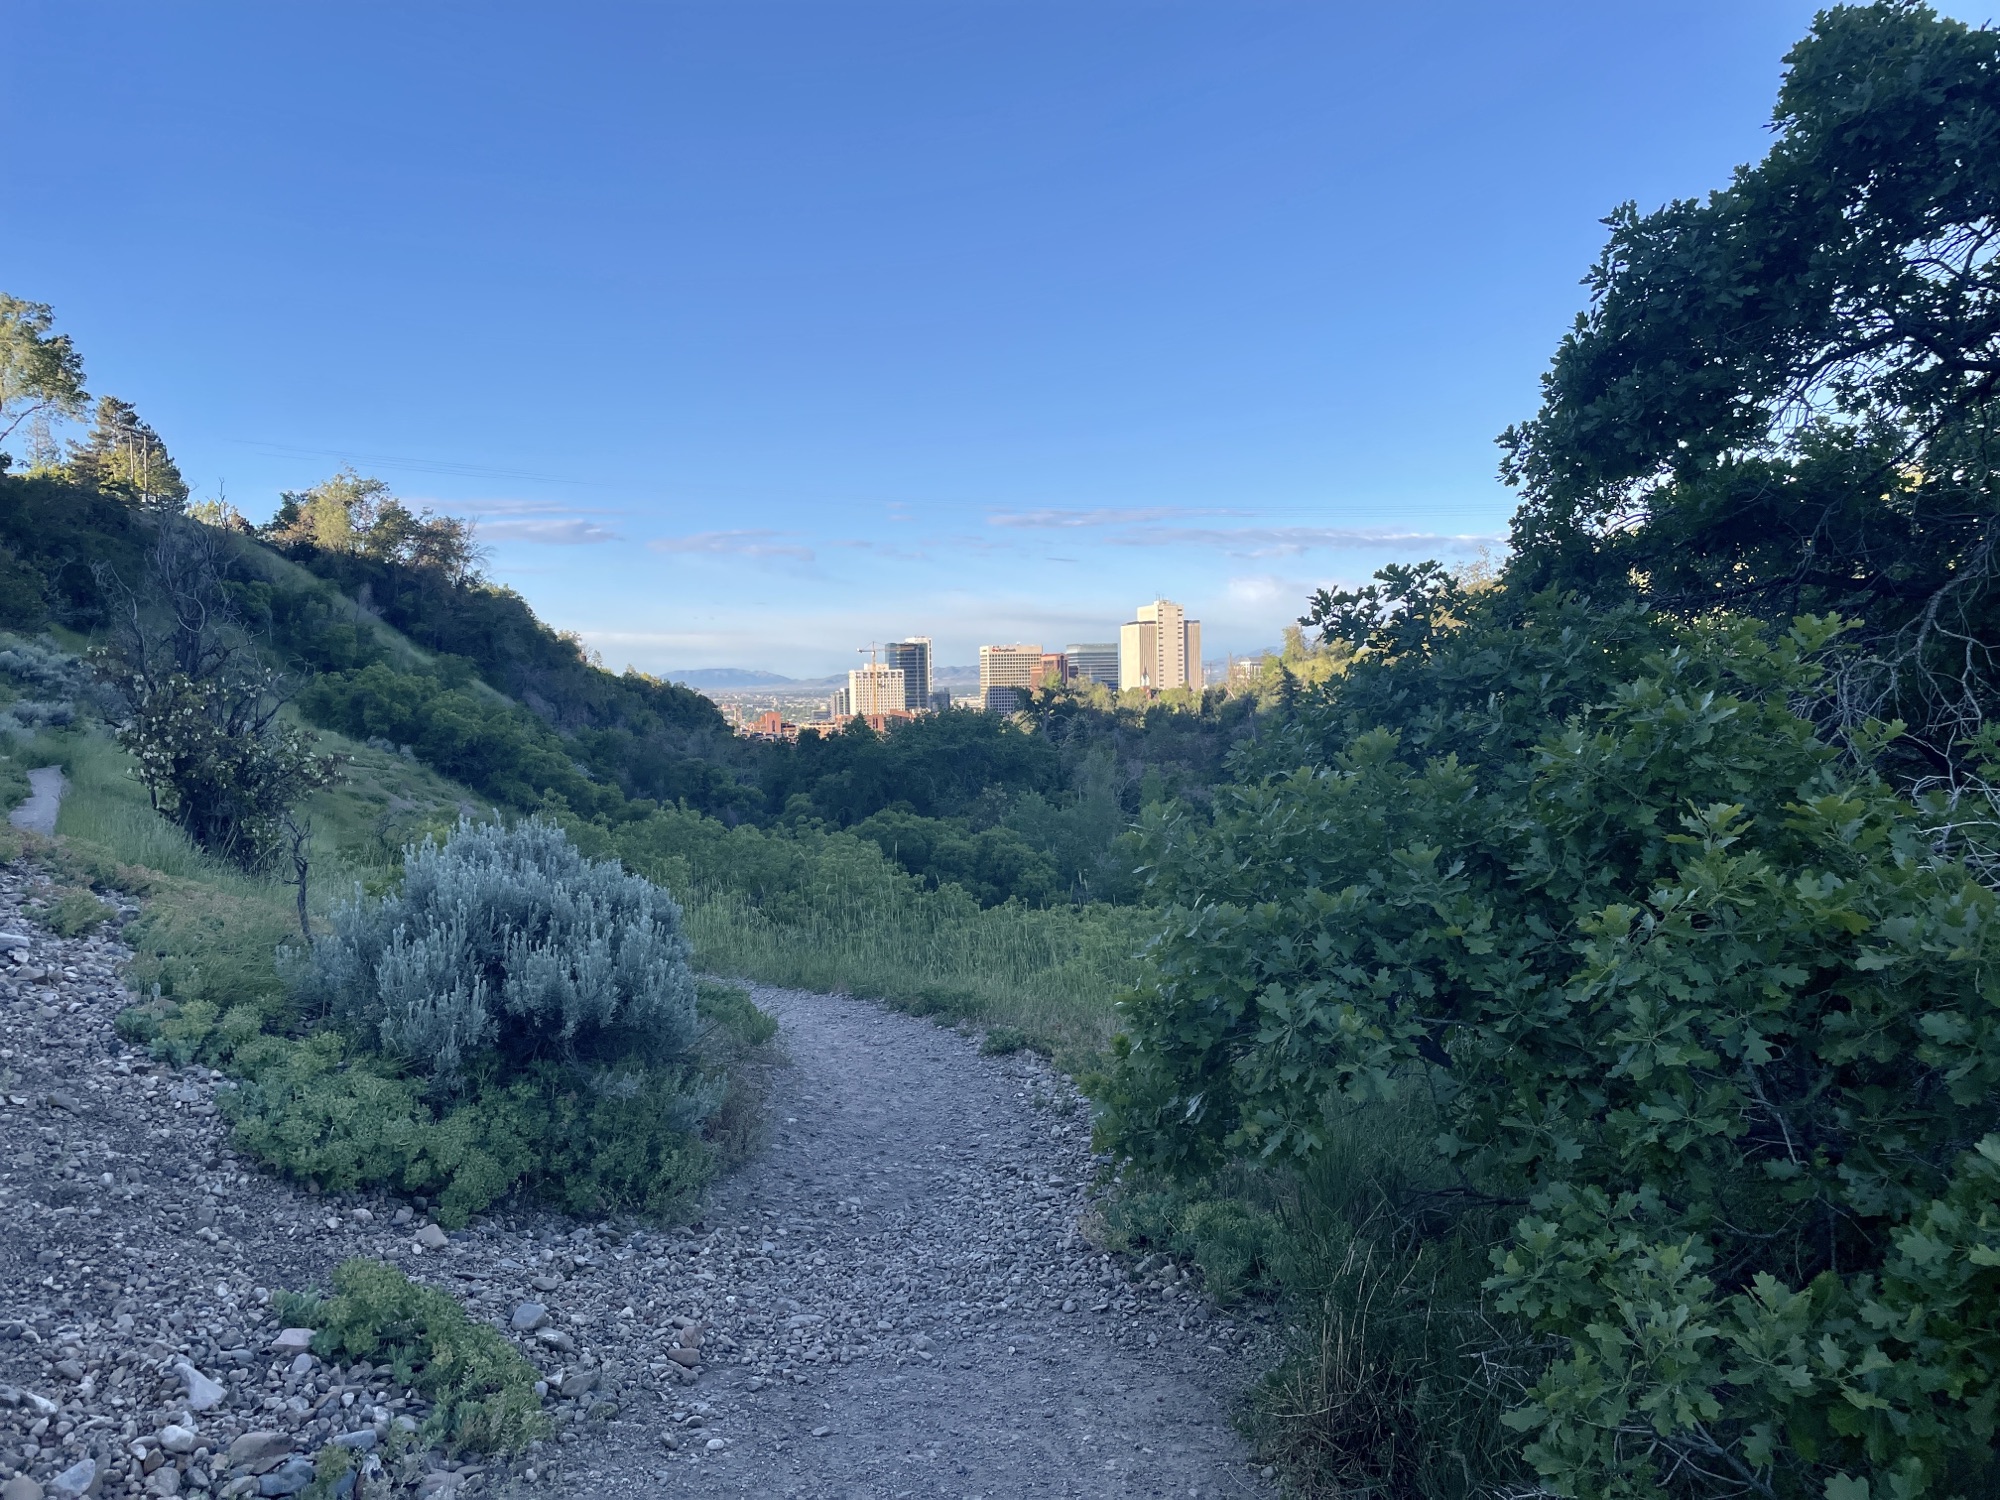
[2, 1477, 44, 1500]
[509, 1303, 548, 1333]
[536, 1329, 574, 1353]
[175, 1361, 226, 1412]
[348, 1208, 371, 1224]
[704, 1438, 726, 1453]
[53, 1359, 84, 1381]
[390, 1208, 412, 1227]
[287, 1354, 313, 1377]
[529, 1274, 561, 1293]
[267, 1330, 314, 1357]
[665, 1348, 700, 1369]
[330, 1430, 377, 1452]
[146, 1468, 180, 1498]
[0, 932, 31, 951]
[1062, 1299, 1077, 1314]
[811, 1425, 831, 1438]
[673, 1326, 702, 1351]
[257, 1457, 314, 1498]
[226, 1433, 291, 1467]
[557, 1370, 596, 1400]
[44, 1091, 83, 1114]
[160, 1424, 198, 1454]
[46, 1458, 94, 1500]
[415, 1225, 448, 1251]
[222, 1481, 257, 1500]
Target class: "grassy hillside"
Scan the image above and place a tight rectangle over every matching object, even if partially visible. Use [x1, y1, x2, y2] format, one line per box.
[0, 468, 1180, 1059]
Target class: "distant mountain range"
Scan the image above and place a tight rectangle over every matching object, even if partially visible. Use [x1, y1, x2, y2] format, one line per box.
[665, 668, 802, 688]
[669, 664, 983, 691]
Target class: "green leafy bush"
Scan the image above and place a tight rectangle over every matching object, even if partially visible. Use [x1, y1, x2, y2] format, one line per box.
[1106, 604, 2000, 1497]
[273, 1258, 547, 1454]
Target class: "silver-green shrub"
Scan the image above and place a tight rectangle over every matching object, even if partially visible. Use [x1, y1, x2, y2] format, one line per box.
[291, 817, 699, 1087]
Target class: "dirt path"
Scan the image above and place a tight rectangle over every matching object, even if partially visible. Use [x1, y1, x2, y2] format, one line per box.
[580, 984, 1277, 1500]
[0, 857, 1276, 1500]
[6, 768, 65, 837]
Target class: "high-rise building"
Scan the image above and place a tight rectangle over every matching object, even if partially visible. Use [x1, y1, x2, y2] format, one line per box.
[1065, 643, 1118, 689]
[979, 643, 1042, 712]
[1039, 652, 1068, 686]
[883, 638, 933, 712]
[1119, 599, 1202, 693]
[848, 663, 907, 717]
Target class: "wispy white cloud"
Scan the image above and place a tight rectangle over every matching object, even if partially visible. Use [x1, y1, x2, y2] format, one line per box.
[986, 506, 1247, 529]
[649, 529, 816, 561]
[1107, 524, 1498, 558]
[982, 507, 1500, 558]
[1226, 573, 1307, 605]
[479, 517, 623, 545]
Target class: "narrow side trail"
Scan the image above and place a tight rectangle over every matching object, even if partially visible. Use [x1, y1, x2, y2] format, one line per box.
[587, 985, 1277, 1500]
[6, 768, 65, 837]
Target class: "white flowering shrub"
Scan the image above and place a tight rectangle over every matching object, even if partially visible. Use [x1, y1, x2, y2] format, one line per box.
[292, 817, 700, 1087]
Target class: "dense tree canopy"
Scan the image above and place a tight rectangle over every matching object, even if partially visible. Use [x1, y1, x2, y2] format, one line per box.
[1503, 2, 2000, 764]
[0, 293, 86, 462]
[65, 395, 188, 510]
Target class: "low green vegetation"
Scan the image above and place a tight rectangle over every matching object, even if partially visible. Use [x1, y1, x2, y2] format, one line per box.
[1096, 10, 2000, 1497]
[571, 803, 1147, 1064]
[273, 1258, 547, 1454]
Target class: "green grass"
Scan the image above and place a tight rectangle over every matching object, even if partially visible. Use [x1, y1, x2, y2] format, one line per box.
[682, 882, 1145, 1066]
[1101, 1093, 1530, 1500]
[583, 804, 1150, 1068]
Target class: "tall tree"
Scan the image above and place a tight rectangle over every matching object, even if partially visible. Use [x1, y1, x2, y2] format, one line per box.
[1501, 2, 2000, 765]
[0, 293, 87, 464]
[65, 395, 189, 510]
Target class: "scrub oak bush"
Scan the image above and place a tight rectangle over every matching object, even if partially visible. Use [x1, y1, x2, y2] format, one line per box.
[287, 816, 700, 1088]
[1104, 599, 2000, 1498]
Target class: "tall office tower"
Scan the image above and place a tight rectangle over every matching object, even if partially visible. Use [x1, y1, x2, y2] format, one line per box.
[883, 638, 933, 711]
[1065, 642, 1119, 689]
[979, 643, 1043, 712]
[1119, 599, 1202, 693]
[847, 663, 907, 717]
[828, 685, 851, 718]
[1039, 651, 1069, 686]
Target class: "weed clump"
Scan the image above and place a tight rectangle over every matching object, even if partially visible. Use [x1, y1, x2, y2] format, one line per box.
[273, 1258, 547, 1454]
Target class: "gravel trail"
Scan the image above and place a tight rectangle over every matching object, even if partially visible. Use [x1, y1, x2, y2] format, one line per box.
[0, 852, 1276, 1500]
[6, 769, 64, 837]
[591, 984, 1277, 1500]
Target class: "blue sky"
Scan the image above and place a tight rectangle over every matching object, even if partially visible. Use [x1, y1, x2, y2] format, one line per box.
[7, 2, 1994, 676]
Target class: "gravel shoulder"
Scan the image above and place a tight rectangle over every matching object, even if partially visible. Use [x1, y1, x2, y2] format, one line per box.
[0, 852, 1276, 1500]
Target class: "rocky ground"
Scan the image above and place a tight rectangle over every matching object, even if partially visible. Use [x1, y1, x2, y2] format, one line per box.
[0, 852, 1279, 1500]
